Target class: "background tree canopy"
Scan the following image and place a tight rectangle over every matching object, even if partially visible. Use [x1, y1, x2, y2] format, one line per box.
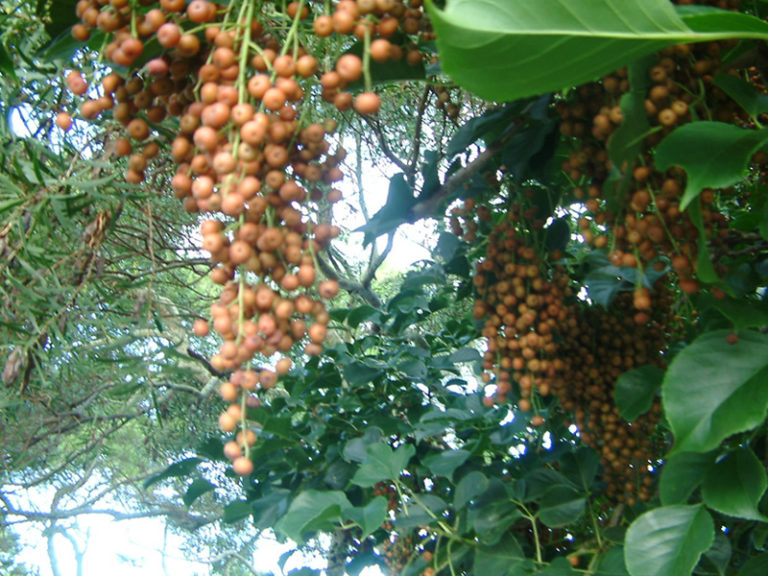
[2, 0, 768, 575]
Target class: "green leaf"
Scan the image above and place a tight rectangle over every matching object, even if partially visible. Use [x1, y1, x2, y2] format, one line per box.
[346, 496, 388, 539]
[223, 500, 253, 524]
[545, 218, 571, 253]
[344, 361, 383, 387]
[714, 73, 768, 118]
[351, 443, 416, 487]
[183, 478, 215, 508]
[343, 428, 384, 463]
[607, 57, 654, 176]
[0, 44, 16, 83]
[660, 451, 715, 506]
[655, 122, 768, 211]
[688, 202, 720, 284]
[596, 547, 630, 576]
[662, 330, 768, 453]
[356, 173, 414, 245]
[615, 365, 664, 421]
[347, 305, 380, 328]
[559, 447, 601, 492]
[251, 489, 291, 530]
[43, 0, 79, 41]
[143, 457, 202, 489]
[448, 347, 481, 363]
[447, 102, 520, 157]
[468, 478, 522, 545]
[423, 449, 471, 480]
[473, 533, 526, 575]
[714, 298, 768, 330]
[426, 0, 768, 102]
[519, 468, 577, 501]
[625, 505, 715, 576]
[738, 553, 768, 576]
[454, 471, 489, 510]
[701, 533, 732, 576]
[537, 487, 586, 528]
[274, 490, 352, 544]
[702, 447, 768, 521]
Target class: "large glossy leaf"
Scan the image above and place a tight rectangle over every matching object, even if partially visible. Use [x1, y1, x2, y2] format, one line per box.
[701, 447, 768, 521]
[426, 0, 768, 102]
[625, 505, 714, 576]
[662, 330, 768, 453]
[655, 122, 768, 211]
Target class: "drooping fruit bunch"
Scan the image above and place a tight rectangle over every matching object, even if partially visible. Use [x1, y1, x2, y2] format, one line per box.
[472, 209, 572, 410]
[556, 291, 669, 504]
[61, 0, 441, 474]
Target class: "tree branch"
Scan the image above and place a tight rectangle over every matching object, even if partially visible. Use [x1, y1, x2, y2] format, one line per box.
[316, 254, 381, 308]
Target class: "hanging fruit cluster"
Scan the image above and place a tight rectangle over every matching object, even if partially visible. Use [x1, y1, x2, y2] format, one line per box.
[62, 0, 432, 475]
[471, 211, 572, 408]
[557, 292, 668, 504]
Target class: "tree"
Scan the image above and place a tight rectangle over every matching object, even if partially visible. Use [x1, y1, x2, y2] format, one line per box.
[2, 1, 768, 575]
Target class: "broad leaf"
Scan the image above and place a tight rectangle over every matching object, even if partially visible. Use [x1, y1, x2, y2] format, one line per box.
[559, 447, 601, 492]
[714, 298, 768, 330]
[223, 500, 253, 524]
[538, 487, 586, 528]
[662, 330, 768, 453]
[423, 449, 471, 480]
[454, 471, 490, 510]
[473, 533, 526, 575]
[738, 553, 768, 576]
[655, 122, 768, 211]
[701, 533, 733, 576]
[625, 505, 714, 576]
[714, 73, 768, 118]
[357, 173, 414, 245]
[251, 489, 291, 530]
[660, 451, 715, 506]
[615, 365, 664, 422]
[351, 443, 416, 486]
[274, 490, 352, 544]
[596, 547, 630, 576]
[702, 447, 768, 521]
[0, 44, 16, 83]
[182, 478, 215, 508]
[346, 496, 388, 539]
[427, 0, 768, 102]
[607, 56, 654, 184]
[468, 478, 521, 546]
[143, 457, 203, 489]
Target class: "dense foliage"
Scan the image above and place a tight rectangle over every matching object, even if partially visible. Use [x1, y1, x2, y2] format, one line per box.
[2, 1, 768, 575]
